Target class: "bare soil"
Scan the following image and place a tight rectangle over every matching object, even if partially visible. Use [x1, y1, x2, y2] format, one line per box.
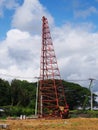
[0, 118, 98, 130]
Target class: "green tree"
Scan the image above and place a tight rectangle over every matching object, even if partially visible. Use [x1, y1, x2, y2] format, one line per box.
[62, 81, 96, 110]
[0, 78, 11, 106]
[0, 78, 97, 114]
[10, 79, 36, 108]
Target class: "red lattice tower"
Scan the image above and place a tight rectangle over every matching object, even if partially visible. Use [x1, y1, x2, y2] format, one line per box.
[38, 16, 68, 118]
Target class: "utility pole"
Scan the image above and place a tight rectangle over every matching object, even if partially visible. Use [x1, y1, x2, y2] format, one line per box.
[89, 78, 95, 110]
[34, 77, 40, 116]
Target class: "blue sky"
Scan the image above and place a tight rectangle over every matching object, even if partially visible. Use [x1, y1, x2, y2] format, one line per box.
[0, 0, 98, 96]
[1, 0, 98, 39]
[38, 0, 98, 32]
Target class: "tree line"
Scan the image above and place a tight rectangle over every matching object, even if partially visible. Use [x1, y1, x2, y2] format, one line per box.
[0, 78, 97, 116]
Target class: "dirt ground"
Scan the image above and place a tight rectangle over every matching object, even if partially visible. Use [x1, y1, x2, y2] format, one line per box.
[0, 118, 98, 130]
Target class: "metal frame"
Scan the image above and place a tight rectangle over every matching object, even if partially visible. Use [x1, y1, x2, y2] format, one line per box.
[38, 16, 68, 117]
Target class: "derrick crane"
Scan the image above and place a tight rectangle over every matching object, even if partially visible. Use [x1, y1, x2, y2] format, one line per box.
[38, 16, 69, 118]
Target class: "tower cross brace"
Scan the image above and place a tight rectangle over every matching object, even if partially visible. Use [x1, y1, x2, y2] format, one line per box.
[38, 16, 68, 118]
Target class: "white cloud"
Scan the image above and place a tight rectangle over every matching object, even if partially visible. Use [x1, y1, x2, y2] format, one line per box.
[4, 0, 19, 9]
[0, 26, 98, 94]
[0, 0, 98, 93]
[74, 6, 98, 18]
[0, 0, 18, 17]
[12, 0, 54, 34]
[0, 29, 41, 81]
[52, 24, 98, 83]
[1, 19, 98, 86]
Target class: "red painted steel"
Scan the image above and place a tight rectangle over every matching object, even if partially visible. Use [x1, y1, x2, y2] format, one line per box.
[38, 16, 68, 118]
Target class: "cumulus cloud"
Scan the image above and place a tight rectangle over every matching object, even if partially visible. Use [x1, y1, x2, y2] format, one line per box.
[1, 23, 97, 86]
[0, 29, 41, 81]
[0, 19, 98, 91]
[12, 0, 54, 34]
[0, 0, 98, 94]
[52, 24, 98, 83]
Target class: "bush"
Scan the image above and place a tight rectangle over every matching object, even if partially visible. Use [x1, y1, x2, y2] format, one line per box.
[86, 110, 98, 118]
[70, 110, 98, 118]
[1, 106, 35, 117]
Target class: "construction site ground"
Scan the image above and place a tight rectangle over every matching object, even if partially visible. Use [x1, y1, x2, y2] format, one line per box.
[0, 118, 98, 130]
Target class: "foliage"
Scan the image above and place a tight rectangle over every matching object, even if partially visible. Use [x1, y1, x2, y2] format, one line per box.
[70, 110, 98, 118]
[0, 79, 11, 106]
[62, 80, 97, 110]
[10, 79, 36, 107]
[0, 78, 97, 117]
[0, 78, 36, 116]
[9, 106, 34, 116]
[1, 106, 34, 116]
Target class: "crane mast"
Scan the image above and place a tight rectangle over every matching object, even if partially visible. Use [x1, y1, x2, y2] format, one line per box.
[38, 16, 69, 118]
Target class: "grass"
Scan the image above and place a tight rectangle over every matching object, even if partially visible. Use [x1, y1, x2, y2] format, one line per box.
[0, 118, 98, 130]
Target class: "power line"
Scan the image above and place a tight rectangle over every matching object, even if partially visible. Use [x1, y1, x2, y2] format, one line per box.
[0, 73, 98, 81]
[66, 79, 89, 81]
[0, 73, 34, 79]
[66, 79, 98, 82]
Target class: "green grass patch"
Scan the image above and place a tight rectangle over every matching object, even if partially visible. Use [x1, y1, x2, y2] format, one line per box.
[70, 110, 98, 118]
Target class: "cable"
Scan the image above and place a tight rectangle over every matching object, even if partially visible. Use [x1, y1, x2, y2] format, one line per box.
[0, 73, 34, 79]
[65, 79, 89, 81]
[0, 73, 98, 81]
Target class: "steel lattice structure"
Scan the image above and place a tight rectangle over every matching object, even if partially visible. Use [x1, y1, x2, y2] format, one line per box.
[38, 16, 68, 117]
